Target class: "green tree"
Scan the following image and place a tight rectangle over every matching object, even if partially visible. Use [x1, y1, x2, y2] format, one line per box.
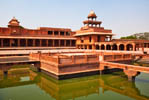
[120, 35, 137, 39]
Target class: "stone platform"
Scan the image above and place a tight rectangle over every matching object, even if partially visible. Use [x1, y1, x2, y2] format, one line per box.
[29, 50, 141, 80]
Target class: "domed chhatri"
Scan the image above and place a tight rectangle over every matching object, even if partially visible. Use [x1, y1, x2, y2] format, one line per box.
[8, 17, 20, 26]
[87, 10, 97, 19]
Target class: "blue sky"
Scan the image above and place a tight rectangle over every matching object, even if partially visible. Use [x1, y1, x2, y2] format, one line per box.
[0, 0, 149, 38]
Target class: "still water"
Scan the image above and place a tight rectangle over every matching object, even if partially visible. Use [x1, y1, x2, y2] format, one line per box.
[0, 66, 149, 100]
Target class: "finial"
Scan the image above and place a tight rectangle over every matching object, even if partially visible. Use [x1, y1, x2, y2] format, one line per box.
[88, 10, 97, 18]
[90, 10, 94, 14]
[13, 16, 16, 20]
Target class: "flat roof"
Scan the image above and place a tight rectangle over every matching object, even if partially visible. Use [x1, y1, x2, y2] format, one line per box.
[74, 32, 114, 36]
[0, 36, 76, 40]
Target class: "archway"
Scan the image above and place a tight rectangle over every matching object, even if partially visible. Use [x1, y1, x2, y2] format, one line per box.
[112, 44, 117, 50]
[119, 44, 124, 50]
[101, 44, 105, 50]
[96, 45, 100, 50]
[89, 45, 92, 49]
[106, 45, 111, 50]
[127, 44, 133, 51]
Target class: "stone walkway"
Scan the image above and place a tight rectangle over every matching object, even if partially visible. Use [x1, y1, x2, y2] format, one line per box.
[0, 49, 144, 56]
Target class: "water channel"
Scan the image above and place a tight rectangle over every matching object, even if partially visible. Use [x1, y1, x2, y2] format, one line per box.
[0, 65, 149, 100]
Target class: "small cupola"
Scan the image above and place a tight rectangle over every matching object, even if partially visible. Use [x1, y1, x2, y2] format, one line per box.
[87, 10, 97, 19]
[8, 17, 20, 26]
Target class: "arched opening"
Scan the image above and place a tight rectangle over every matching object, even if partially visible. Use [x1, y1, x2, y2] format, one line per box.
[106, 45, 111, 50]
[96, 45, 100, 50]
[119, 44, 124, 50]
[89, 45, 92, 49]
[112, 44, 117, 50]
[127, 44, 133, 51]
[101, 44, 105, 50]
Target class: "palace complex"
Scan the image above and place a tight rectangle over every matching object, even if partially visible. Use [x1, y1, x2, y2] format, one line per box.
[0, 11, 149, 81]
[0, 17, 76, 48]
[75, 11, 149, 52]
[0, 11, 149, 51]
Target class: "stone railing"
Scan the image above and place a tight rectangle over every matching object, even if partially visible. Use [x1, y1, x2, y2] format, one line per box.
[29, 52, 99, 66]
[29, 53, 41, 60]
[103, 53, 132, 61]
[59, 54, 99, 65]
[100, 61, 149, 73]
[29, 53, 59, 64]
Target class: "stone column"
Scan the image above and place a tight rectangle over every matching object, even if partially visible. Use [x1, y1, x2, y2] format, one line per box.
[10, 39, 13, 47]
[99, 45, 101, 50]
[18, 39, 20, 47]
[58, 31, 60, 36]
[70, 40, 72, 47]
[33, 39, 35, 47]
[104, 44, 107, 50]
[142, 43, 144, 53]
[132, 43, 136, 51]
[26, 39, 28, 47]
[58, 40, 60, 47]
[46, 40, 48, 47]
[1, 39, 3, 47]
[53, 40, 55, 47]
[92, 44, 96, 50]
[124, 44, 127, 51]
[117, 44, 120, 50]
[52, 31, 54, 36]
[64, 40, 66, 47]
[87, 45, 89, 49]
[39, 40, 42, 47]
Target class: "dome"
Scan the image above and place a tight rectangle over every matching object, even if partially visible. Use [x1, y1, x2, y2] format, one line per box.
[8, 17, 20, 26]
[87, 10, 97, 18]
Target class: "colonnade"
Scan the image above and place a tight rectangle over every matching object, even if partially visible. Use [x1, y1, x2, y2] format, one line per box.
[0, 39, 76, 47]
[77, 43, 148, 51]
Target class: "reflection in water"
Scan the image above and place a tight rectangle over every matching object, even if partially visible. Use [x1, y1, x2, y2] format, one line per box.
[0, 67, 149, 100]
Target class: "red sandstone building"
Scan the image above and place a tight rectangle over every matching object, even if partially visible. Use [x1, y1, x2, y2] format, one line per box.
[75, 11, 149, 52]
[0, 11, 149, 51]
[0, 17, 76, 48]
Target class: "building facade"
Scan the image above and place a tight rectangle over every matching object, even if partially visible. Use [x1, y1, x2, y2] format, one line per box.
[75, 11, 149, 51]
[0, 12, 149, 51]
[0, 17, 76, 48]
